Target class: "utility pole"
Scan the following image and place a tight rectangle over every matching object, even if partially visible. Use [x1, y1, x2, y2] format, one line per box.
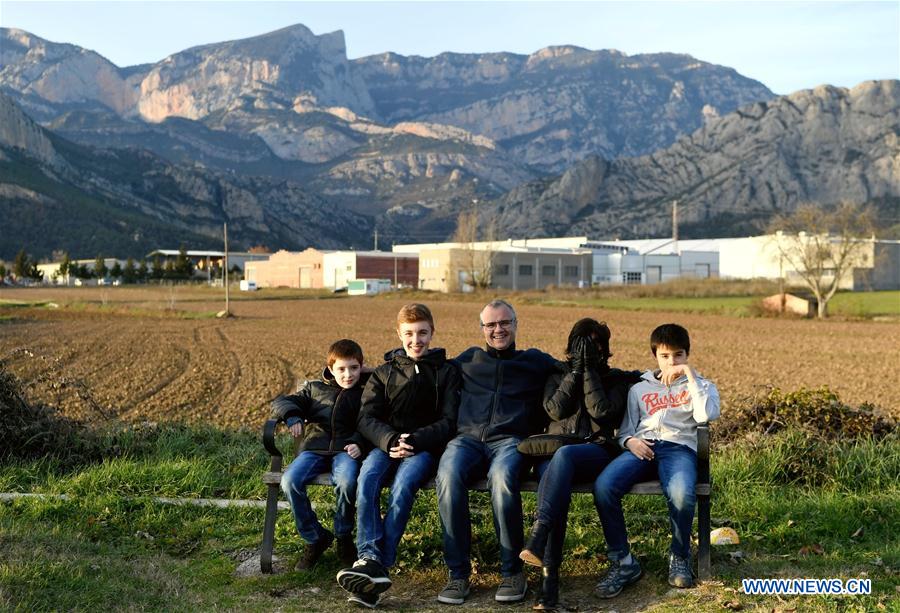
[223, 222, 230, 316]
[373, 229, 379, 251]
[672, 199, 679, 254]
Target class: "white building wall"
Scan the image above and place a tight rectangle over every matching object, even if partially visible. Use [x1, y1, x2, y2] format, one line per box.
[322, 252, 358, 289]
[717, 237, 782, 279]
[678, 251, 719, 279]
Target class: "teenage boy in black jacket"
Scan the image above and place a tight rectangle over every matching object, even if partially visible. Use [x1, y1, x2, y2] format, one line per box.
[337, 304, 460, 609]
[271, 339, 368, 570]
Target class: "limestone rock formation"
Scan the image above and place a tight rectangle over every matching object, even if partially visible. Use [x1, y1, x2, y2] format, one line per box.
[0, 28, 137, 118]
[134, 24, 376, 122]
[490, 81, 900, 238]
[353, 47, 774, 171]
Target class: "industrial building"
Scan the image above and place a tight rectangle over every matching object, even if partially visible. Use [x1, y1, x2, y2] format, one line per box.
[244, 249, 418, 289]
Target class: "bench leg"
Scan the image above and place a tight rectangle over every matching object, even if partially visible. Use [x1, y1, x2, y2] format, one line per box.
[261, 483, 281, 574]
[697, 493, 711, 580]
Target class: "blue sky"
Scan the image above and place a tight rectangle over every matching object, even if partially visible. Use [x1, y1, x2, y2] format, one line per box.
[2, 1, 897, 94]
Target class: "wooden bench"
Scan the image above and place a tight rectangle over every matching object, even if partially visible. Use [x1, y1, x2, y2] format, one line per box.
[261, 420, 712, 579]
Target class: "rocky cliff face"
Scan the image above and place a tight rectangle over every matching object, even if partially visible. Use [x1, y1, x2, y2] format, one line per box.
[2, 25, 895, 248]
[1, 25, 774, 181]
[0, 93, 64, 167]
[490, 80, 900, 238]
[135, 24, 376, 122]
[354, 47, 774, 171]
[0, 28, 137, 118]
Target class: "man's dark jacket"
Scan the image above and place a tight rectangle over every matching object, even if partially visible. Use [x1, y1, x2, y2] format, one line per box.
[358, 348, 461, 454]
[543, 361, 642, 453]
[270, 368, 370, 454]
[452, 345, 557, 442]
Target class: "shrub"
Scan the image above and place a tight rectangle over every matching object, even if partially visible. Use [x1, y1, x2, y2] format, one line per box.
[718, 385, 895, 443]
[0, 361, 106, 467]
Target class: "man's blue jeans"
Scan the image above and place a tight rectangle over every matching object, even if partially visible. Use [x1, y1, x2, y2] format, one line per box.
[436, 435, 524, 579]
[356, 448, 437, 568]
[281, 450, 359, 544]
[593, 440, 697, 560]
[534, 443, 614, 567]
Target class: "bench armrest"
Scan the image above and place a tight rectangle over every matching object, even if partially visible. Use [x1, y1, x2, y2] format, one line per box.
[697, 422, 710, 484]
[262, 419, 284, 457]
[262, 419, 284, 472]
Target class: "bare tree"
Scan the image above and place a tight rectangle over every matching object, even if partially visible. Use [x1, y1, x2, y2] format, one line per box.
[451, 208, 497, 291]
[768, 202, 876, 318]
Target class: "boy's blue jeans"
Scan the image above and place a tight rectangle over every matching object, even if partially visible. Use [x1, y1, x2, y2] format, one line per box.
[356, 448, 437, 568]
[534, 443, 614, 567]
[593, 440, 697, 560]
[436, 435, 524, 580]
[281, 450, 359, 544]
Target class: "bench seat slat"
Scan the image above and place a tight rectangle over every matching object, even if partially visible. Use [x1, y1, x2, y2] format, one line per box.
[263, 471, 709, 496]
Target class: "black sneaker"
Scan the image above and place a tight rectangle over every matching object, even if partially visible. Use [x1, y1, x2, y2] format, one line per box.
[295, 529, 334, 570]
[348, 592, 381, 609]
[337, 558, 392, 595]
[336, 534, 358, 565]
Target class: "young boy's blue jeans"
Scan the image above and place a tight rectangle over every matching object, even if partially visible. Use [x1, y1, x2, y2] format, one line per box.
[435, 435, 524, 580]
[356, 448, 437, 568]
[534, 443, 614, 567]
[593, 440, 697, 560]
[281, 450, 359, 544]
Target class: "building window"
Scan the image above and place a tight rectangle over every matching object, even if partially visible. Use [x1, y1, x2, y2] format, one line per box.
[494, 264, 510, 276]
[542, 265, 556, 277]
[519, 265, 533, 276]
[623, 271, 642, 285]
[564, 265, 579, 277]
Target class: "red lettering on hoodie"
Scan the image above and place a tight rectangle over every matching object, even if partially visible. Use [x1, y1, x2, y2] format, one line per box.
[641, 390, 690, 415]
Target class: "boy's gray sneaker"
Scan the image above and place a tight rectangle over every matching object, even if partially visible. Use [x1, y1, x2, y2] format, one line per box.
[437, 578, 471, 605]
[495, 571, 527, 602]
[595, 558, 642, 598]
[668, 553, 693, 588]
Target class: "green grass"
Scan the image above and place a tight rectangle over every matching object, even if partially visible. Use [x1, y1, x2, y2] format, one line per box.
[530, 290, 899, 318]
[0, 299, 51, 308]
[537, 295, 757, 316]
[1, 424, 898, 610]
[829, 291, 900, 317]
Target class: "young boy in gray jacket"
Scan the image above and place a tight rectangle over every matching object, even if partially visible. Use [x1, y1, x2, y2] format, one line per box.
[593, 323, 720, 597]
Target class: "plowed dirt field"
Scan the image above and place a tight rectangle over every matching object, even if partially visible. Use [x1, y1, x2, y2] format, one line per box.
[1, 287, 897, 428]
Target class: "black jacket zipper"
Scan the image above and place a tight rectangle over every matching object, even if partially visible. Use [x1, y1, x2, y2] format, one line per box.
[482, 358, 503, 441]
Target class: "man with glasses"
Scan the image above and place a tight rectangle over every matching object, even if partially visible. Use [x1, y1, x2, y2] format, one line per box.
[435, 299, 556, 605]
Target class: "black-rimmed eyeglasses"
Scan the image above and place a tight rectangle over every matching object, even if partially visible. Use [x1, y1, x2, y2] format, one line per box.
[481, 319, 516, 330]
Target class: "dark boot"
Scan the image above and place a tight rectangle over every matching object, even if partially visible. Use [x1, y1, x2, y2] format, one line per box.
[520, 521, 551, 567]
[533, 566, 560, 610]
[336, 534, 357, 565]
[295, 529, 334, 570]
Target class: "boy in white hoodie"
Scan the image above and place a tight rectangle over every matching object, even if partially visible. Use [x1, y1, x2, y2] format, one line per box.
[593, 323, 720, 597]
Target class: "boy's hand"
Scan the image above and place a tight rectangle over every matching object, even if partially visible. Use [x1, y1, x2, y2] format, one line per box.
[288, 423, 304, 438]
[344, 443, 361, 459]
[626, 437, 655, 461]
[661, 364, 695, 386]
[389, 433, 415, 459]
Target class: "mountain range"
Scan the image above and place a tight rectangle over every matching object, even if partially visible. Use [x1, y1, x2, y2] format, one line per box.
[0, 24, 897, 259]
